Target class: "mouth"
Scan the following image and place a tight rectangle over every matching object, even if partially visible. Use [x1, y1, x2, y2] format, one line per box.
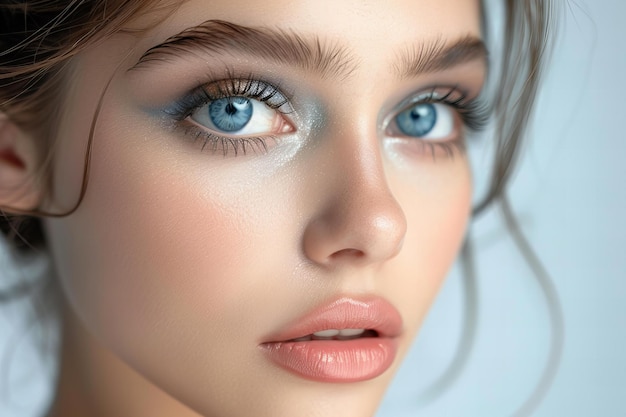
[288, 328, 379, 342]
[259, 297, 402, 383]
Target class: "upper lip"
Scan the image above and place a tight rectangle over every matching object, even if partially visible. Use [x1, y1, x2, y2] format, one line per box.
[262, 296, 403, 343]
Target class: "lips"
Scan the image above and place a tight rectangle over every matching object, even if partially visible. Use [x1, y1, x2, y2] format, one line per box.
[259, 297, 403, 383]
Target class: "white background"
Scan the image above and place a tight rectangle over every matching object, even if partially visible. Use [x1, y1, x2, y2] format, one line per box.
[1, 1, 624, 416]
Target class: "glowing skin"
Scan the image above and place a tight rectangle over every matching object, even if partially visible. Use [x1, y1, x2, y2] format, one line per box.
[36, 0, 485, 416]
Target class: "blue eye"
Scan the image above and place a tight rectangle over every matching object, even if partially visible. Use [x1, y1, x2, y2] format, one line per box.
[394, 102, 455, 139]
[189, 95, 290, 136]
[208, 97, 253, 132]
[396, 103, 436, 136]
[164, 77, 296, 156]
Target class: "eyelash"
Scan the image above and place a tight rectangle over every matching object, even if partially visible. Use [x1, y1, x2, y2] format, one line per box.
[164, 76, 489, 158]
[395, 87, 489, 158]
[164, 75, 293, 156]
[424, 87, 489, 132]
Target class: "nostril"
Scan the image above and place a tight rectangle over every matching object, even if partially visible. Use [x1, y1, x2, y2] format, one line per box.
[329, 248, 365, 260]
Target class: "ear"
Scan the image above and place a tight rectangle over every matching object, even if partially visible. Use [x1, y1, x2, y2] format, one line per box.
[0, 113, 43, 213]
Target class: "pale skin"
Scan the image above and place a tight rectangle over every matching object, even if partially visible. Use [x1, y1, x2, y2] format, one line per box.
[0, 0, 485, 416]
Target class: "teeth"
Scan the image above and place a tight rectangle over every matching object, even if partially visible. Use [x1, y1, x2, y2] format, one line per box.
[311, 329, 367, 339]
[291, 329, 369, 342]
[338, 329, 366, 337]
[312, 329, 340, 337]
[292, 336, 312, 342]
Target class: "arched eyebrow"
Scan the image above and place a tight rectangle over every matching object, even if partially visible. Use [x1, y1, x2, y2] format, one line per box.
[128, 20, 487, 80]
[129, 20, 357, 79]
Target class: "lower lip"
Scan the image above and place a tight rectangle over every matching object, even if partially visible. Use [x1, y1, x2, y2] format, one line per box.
[260, 337, 398, 382]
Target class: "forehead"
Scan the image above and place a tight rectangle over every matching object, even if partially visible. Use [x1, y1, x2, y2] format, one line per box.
[131, 0, 483, 51]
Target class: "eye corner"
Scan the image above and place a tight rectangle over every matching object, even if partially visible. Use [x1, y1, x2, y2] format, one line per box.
[277, 117, 296, 134]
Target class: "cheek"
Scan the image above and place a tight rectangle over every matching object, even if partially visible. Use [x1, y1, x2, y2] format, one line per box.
[44, 105, 296, 352]
[43, 111, 316, 414]
[384, 159, 472, 340]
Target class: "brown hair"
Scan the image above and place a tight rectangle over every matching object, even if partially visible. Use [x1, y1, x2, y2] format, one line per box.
[0, 1, 561, 415]
[0, 0, 177, 250]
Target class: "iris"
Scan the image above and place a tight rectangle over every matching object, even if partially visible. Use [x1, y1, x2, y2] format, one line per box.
[396, 103, 437, 137]
[208, 97, 253, 132]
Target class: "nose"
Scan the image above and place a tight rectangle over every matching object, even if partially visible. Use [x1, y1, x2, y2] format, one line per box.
[302, 135, 408, 268]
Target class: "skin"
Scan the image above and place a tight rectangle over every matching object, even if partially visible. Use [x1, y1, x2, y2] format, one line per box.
[1, 0, 485, 416]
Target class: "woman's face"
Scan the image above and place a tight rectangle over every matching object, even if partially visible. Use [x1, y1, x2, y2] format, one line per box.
[43, 0, 484, 416]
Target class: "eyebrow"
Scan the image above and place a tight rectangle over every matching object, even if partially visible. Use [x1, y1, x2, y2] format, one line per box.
[129, 20, 487, 80]
[394, 36, 488, 79]
[130, 20, 357, 79]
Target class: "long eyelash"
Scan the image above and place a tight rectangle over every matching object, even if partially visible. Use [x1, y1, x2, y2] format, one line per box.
[214, 76, 292, 111]
[164, 74, 292, 156]
[423, 87, 490, 132]
[180, 125, 276, 157]
[392, 87, 490, 161]
[165, 74, 293, 121]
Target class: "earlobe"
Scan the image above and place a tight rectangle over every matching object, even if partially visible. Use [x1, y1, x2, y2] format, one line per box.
[0, 113, 43, 213]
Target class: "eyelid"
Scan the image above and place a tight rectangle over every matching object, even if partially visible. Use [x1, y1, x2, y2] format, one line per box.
[204, 78, 294, 112]
[162, 76, 297, 157]
[385, 88, 456, 124]
[164, 76, 295, 121]
[383, 86, 489, 135]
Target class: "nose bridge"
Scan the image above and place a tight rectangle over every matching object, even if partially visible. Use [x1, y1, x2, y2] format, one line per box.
[334, 136, 398, 224]
[301, 124, 408, 267]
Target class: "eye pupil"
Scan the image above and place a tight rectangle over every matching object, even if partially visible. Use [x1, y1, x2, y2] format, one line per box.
[209, 97, 253, 132]
[225, 103, 237, 115]
[396, 103, 437, 137]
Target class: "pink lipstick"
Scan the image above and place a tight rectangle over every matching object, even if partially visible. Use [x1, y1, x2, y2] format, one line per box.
[259, 297, 402, 382]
